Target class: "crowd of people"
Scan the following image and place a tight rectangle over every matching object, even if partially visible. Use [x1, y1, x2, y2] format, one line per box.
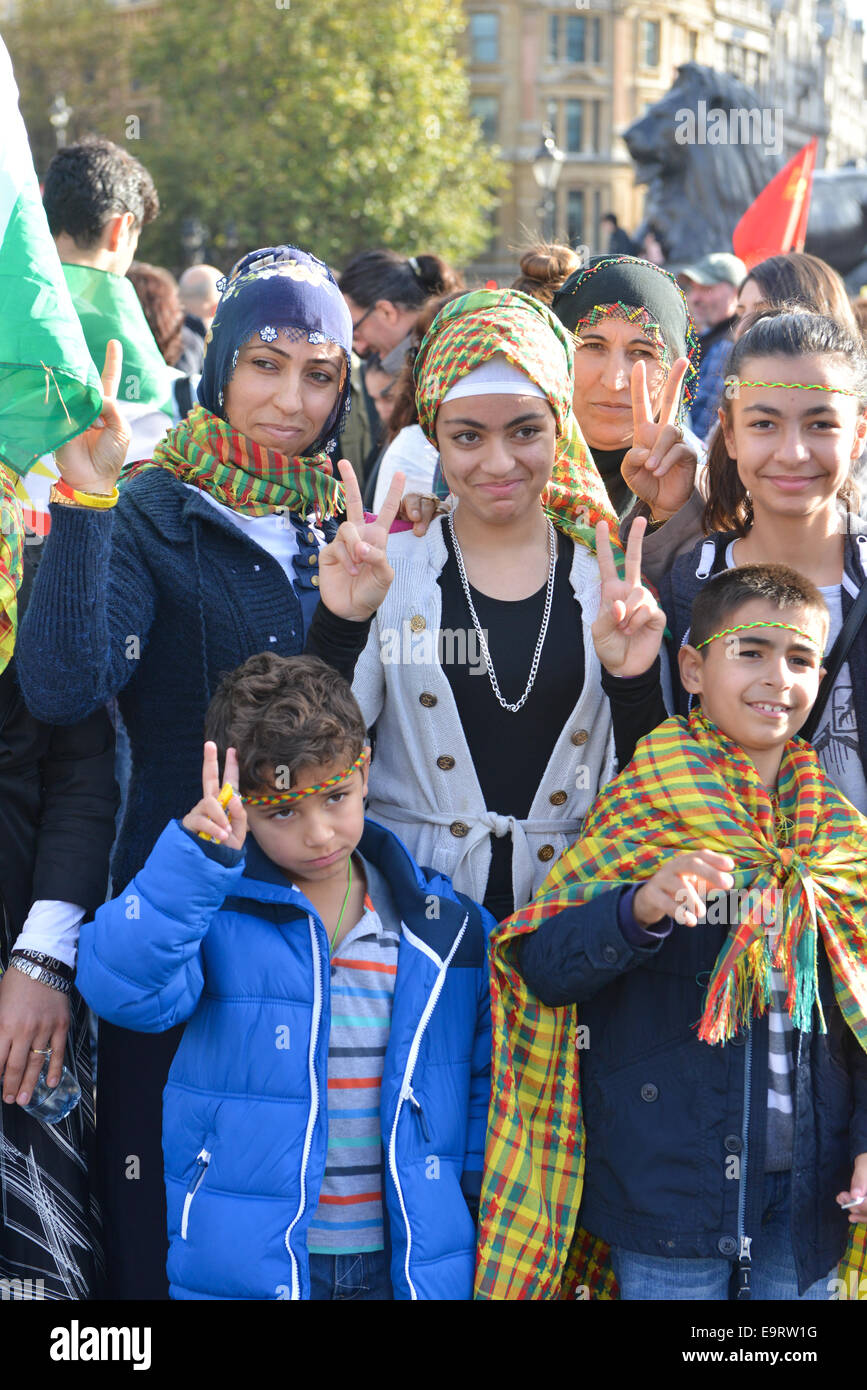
[1, 134, 867, 1303]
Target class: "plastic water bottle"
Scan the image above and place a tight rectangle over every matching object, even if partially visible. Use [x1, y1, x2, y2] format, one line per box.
[21, 1061, 81, 1124]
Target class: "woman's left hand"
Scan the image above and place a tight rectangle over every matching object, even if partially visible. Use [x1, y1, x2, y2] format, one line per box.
[620, 358, 696, 522]
[0, 966, 69, 1107]
[317, 461, 405, 621]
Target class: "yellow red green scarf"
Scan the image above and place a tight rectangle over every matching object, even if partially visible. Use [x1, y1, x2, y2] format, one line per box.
[0, 463, 23, 674]
[476, 709, 867, 1299]
[122, 403, 345, 519]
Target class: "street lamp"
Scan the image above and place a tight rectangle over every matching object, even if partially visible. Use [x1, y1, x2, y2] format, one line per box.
[532, 124, 564, 241]
[48, 93, 72, 149]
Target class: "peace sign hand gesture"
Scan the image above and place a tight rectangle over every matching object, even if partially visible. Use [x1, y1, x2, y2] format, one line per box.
[591, 517, 666, 678]
[182, 742, 247, 850]
[620, 358, 696, 522]
[318, 460, 405, 621]
[53, 340, 131, 495]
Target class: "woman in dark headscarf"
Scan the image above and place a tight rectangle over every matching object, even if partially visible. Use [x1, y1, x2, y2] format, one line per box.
[551, 254, 702, 527]
[16, 245, 401, 1300]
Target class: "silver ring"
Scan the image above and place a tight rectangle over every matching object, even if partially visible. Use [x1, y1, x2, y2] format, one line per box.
[31, 1047, 52, 1057]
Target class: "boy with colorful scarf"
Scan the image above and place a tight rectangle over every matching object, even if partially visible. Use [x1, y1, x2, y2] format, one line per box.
[476, 543, 867, 1300]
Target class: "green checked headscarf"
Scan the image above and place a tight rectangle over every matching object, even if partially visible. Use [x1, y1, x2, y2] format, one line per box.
[413, 288, 618, 549]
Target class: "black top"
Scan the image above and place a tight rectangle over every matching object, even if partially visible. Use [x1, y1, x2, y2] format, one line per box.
[590, 445, 633, 521]
[438, 526, 582, 920]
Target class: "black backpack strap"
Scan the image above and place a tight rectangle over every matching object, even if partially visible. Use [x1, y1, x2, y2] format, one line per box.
[801, 579, 867, 742]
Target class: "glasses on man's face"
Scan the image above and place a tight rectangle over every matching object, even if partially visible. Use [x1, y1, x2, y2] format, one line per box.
[350, 304, 376, 335]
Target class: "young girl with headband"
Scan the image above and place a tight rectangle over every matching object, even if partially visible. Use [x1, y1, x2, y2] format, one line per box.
[658, 307, 867, 815]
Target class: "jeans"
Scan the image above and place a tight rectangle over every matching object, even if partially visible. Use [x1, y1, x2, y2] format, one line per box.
[308, 1249, 393, 1301]
[610, 1171, 835, 1301]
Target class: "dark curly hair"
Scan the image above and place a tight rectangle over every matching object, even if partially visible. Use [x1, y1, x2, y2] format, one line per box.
[204, 654, 367, 796]
[43, 137, 159, 247]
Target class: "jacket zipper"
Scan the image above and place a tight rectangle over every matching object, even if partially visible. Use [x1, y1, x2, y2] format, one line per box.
[407, 1086, 431, 1141]
[388, 914, 468, 1301]
[283, 914, 323, 1300]
[180, 1148, 211, 1240]
[736, 1029, 754, 1299]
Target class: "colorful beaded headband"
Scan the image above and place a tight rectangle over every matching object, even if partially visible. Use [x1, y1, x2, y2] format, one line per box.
[571, 303, 671, 371]
[735, 380, 860, 397]
[696, 621, 823, 655]
[243, 749, 368, 809]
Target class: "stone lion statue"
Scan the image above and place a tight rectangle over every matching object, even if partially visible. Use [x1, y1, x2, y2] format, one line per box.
[624, 63, 867, 288]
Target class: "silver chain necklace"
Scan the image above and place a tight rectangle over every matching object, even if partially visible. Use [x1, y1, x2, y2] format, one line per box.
[447, 510, 557, 713]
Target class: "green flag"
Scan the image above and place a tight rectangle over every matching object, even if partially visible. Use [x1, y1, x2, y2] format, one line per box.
[63, 264, 176, 416]
[0, 36, 104, 476]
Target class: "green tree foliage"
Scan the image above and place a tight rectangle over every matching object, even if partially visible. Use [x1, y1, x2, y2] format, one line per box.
[5, 0, 135, 177]
[132, 0, 505, 272]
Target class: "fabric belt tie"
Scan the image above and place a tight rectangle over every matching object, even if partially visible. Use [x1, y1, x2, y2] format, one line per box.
[369, 800, 583, 910]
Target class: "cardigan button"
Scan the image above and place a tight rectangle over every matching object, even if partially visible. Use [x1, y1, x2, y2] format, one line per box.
[602, 945, 619, 965]
[311, 575, 320, 587]
[640, 1083, 658, 1103]
[450, 821, 469, 838]
[410, 614, 426, 632]
[308, 554, 318, 566]
[537, 844, 555, 862]
[436, 755, 455, 770]
[724, 1135, 742, 1154]
[307, 531, 315, 544]
[419, 692, 437, 708]
[570, 729, 589, 746]
[549, 790, 567, 806]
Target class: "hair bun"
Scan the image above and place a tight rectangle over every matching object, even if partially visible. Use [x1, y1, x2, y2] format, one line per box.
[513, 243, 583, 305]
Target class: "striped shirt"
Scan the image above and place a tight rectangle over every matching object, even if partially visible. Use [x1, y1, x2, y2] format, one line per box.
[307, 888, 400, 1254]
[765, 934, 795, 1172]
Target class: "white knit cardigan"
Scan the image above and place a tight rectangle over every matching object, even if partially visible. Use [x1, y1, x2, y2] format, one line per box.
[352, 517, 616, 911]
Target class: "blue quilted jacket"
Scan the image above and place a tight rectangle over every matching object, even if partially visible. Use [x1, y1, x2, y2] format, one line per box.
[77, 817, 493, 1300]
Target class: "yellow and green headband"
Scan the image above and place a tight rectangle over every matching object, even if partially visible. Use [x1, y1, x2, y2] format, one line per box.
[696, 620, 824, 657]
[242, 748, 368, 809]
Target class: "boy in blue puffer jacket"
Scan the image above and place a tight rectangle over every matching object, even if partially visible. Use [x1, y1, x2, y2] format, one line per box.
[77, 653, 493, 1301]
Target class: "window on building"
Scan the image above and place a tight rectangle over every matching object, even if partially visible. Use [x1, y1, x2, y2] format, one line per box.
[567, 189, 585, 247]
[565, 99, 584, 153]
[592, 16, 602, 63]
[641, 19, 660, 67]
[546, 99, 559, 144]
[566, 15, 586, 62]
[471, 95, 500, 144]
[591, 100, 601, 153]
[688, 30, 698, 61]
[470, 12, 499, 63]
[593, 190, 602, 251]
[549, 13, 559, 61]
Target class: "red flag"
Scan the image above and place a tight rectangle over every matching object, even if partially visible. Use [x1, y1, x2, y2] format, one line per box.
[732, 138, 818, 270]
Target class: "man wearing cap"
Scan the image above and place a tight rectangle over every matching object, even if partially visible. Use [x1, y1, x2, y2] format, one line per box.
[678, 252, 746, 443]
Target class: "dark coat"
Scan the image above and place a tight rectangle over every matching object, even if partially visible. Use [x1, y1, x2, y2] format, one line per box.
[0, 544, 117, 938]
[518, 886, 867, 1294]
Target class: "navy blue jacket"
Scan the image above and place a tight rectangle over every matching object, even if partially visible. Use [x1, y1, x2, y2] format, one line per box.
[76, 817, 493, 1300]
[518, 887, 867, 1293]
[15, 476, 353, 890]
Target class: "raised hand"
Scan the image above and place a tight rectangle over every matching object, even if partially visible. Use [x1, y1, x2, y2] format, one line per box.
[620, 358, 696, 521]
[317, 460, 404, 621]
[182, 742, 247, 850]
[53, 340, 131, 494]
[633, 850, 736, 928]
[591, 517, 666, 677]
